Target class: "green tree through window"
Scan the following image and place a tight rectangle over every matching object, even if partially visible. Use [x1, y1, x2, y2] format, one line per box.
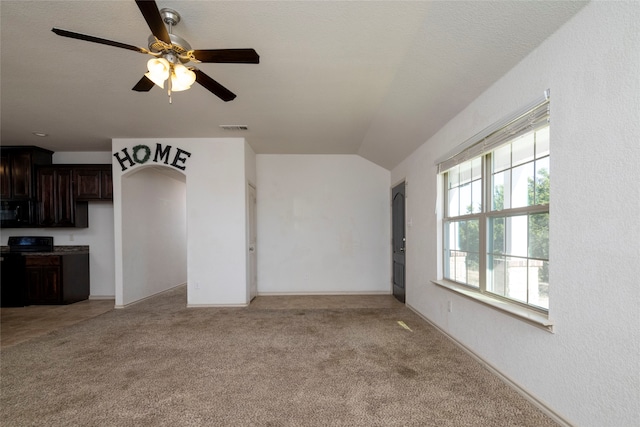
[528, 168, 549, 282]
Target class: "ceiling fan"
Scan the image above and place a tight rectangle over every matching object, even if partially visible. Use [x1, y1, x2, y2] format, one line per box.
[52, 0, 259, 103]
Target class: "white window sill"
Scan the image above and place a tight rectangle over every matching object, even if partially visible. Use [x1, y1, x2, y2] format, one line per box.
[431, 280, 554, 333]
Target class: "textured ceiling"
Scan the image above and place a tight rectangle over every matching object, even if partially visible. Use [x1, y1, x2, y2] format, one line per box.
[0, 1, 587, 170]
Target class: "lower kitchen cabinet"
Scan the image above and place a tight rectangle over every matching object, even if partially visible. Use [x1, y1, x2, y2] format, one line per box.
[25, 253, 89, 304]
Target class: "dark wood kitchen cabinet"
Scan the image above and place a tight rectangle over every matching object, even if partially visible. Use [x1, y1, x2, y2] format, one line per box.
[0, 152, 9, 199]
[0, 146, 53, 200]
[36, 167, 88, 227]
[25, 253, 89, 305]
[2, 148, 112, 228]
[101, 169, 113, 199]
[25, 256, 61, 304]
[74, 165, 113, 200]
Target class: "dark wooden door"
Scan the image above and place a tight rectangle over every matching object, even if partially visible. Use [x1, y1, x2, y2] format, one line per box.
[392, 182, 406, 303]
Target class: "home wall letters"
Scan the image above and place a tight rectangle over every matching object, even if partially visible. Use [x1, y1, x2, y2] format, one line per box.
[114, 143, 191, 172]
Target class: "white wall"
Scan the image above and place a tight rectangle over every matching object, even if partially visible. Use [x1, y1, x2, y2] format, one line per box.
[391, 2, 640, 426]
[52, 152, 112, 164]
[0, 151, 115, 298]
[244, 142, 257, 302]
[257, 154, 391, 294]
[185, 139, 249, 306]
[121, 166, 186, 305]
[112, 138, 251, 307]
[245, 141, 257, 187]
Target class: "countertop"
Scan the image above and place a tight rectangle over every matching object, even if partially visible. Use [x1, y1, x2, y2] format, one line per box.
[0, 246, 90, 255]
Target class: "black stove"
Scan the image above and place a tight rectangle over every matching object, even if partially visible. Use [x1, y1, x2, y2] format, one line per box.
[2, 237, 54, 307]
[7, 236, 54, 253]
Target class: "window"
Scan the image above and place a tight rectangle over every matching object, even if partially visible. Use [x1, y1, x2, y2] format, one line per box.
[439, 93, 550, 313]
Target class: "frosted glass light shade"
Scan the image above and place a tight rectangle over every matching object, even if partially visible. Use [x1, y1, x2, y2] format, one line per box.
[171, 63, 196, 91]
[145, 57, 170, 88]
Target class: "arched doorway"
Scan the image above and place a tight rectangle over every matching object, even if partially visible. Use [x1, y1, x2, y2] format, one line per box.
[120, 165, 187, 306]
[112, 138, 256, 308]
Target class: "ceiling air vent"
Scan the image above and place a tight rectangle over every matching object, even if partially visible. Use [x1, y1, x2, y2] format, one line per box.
[219, 125, 249, 131]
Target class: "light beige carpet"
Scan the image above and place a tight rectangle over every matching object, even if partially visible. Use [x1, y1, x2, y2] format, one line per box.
[0, 287, 558, 426]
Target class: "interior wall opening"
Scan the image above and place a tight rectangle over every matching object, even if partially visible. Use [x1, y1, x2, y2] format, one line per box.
[121, 165, 187, 305]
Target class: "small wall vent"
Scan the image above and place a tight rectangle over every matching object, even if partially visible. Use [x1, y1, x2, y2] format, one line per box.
[219, 125, 249, 131]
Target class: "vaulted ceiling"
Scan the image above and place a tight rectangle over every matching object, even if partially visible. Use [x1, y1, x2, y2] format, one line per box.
[0, 1, 587, 170]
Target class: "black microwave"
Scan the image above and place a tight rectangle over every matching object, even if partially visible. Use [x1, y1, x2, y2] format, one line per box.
[0, 200, 33, 228]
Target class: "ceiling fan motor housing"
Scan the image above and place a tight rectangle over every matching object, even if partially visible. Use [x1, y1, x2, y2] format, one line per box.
[147, 8, 191, 64]
[147, 33, 192, 64]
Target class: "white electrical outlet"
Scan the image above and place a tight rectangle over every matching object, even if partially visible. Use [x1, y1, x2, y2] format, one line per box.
[447, 301, 452, 312]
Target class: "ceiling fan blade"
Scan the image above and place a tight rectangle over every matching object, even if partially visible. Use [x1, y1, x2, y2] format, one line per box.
[51, 28, 147, 53]
[135, 0, 171, 45]
[193, 69, 237, 102]
[132, 76, 155, 92]
[192, 49, 260, 64]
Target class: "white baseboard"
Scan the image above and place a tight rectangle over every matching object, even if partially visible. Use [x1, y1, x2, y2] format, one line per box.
[406, 303, 574, 427]
[89, 295, 115, 300]
[115, 283, 186, 309]
[257, 291, 391, 296]
[187, 303, 249, 308]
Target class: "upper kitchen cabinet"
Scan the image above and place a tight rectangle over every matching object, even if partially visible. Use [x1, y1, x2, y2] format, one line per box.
[36, 166, 88, 228]
[2, 147, 112, 228]
[0, 146, 53, 200]
[74, 165, 113, 201]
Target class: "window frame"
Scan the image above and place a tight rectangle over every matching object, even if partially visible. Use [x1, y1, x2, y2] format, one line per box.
[436, 92, 552, 326]
[442, 156, 550, 313]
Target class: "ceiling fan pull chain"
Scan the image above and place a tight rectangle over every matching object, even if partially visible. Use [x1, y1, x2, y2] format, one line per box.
[167, 71, 173, 104]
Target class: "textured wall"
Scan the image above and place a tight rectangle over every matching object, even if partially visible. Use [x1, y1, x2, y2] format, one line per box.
[257, 154, 391, 294]
[391, 2, 640, 426]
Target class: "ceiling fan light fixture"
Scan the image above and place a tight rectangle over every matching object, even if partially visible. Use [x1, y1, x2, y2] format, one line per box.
[145, 57, 170, 88]
[170, 63, 196, 91]
[52, 1, 259, 103]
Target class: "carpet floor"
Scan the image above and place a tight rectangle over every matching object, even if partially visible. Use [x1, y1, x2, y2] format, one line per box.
[0, 286, 558, 426]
